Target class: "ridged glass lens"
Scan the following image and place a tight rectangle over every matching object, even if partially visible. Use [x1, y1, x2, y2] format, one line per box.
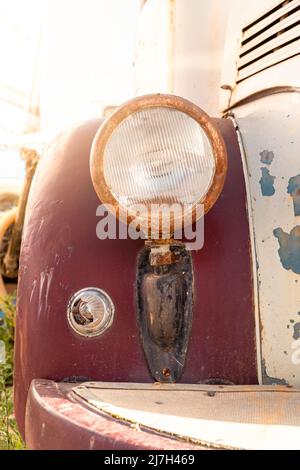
[103, 107, 215, 211]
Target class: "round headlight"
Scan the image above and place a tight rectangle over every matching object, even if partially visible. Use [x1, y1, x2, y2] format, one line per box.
[90, 94, 227, 237]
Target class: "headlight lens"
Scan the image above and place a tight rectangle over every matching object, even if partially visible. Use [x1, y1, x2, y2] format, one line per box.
[103, 107, 215, 209]
[90, 94, 227, 237]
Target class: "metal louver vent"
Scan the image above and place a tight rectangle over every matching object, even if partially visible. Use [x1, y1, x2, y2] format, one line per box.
[237, 0, 300, 82]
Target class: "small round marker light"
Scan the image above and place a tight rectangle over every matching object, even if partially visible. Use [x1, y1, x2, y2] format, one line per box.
[67, 288, 114, 337]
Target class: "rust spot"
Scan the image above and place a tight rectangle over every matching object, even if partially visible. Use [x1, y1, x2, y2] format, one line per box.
[162, 368, 171, 378]
[149, 244, 178, 266]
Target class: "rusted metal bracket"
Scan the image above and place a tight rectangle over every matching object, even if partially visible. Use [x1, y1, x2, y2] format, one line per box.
[136, 244, 193, 383]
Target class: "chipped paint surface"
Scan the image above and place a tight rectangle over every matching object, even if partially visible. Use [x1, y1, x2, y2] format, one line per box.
[234, 92, 300, 386]
[259, 167, 275, 196]
[293, 324, 300, 340]
[260, 150, 274, 165]
[287, 175, 300, 216]
[273, 226, 300, 274]
[261, 360, 288, 386]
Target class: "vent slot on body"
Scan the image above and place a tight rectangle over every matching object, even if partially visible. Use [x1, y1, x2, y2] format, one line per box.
[237, 0, 300, 82]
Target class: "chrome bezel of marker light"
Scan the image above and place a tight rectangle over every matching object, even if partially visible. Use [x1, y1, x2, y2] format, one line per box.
[67, 287, 114, 337]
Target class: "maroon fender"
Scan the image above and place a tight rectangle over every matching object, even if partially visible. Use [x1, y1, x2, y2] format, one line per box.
[14, 117, 257, 437]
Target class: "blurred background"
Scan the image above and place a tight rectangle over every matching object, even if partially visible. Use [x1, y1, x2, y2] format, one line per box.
[0, 0, 141, 191]
[0, 0, 234, 192]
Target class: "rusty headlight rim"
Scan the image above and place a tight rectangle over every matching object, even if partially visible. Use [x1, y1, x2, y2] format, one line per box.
[90, 93, 228, 231]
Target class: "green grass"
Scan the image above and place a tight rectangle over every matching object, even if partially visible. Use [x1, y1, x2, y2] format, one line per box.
[0, 295, 24, 450]
[0, 383, 24, 450]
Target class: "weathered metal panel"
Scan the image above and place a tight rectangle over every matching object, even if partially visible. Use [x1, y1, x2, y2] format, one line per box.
[136, 0, 233, 116]
[233, 91, 300, 385]
[241, 7, 300, 55]
[242, 0, 300, 42]
[73, 381, 300, 450]
[239, 28, 300, 70]
[135, 0, 173, 96]
[220, 0, 300, 110]
[238, 39, 300, 83]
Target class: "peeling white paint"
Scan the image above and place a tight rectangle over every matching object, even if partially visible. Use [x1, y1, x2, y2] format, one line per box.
[234, 92, 300, 386]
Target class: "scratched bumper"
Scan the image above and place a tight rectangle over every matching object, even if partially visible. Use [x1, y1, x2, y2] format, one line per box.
[25, 380, 300, 450]
[24, 379, 203, 450]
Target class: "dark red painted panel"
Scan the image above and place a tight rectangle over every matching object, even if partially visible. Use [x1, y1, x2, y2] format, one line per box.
[14, 117, 257, 438]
